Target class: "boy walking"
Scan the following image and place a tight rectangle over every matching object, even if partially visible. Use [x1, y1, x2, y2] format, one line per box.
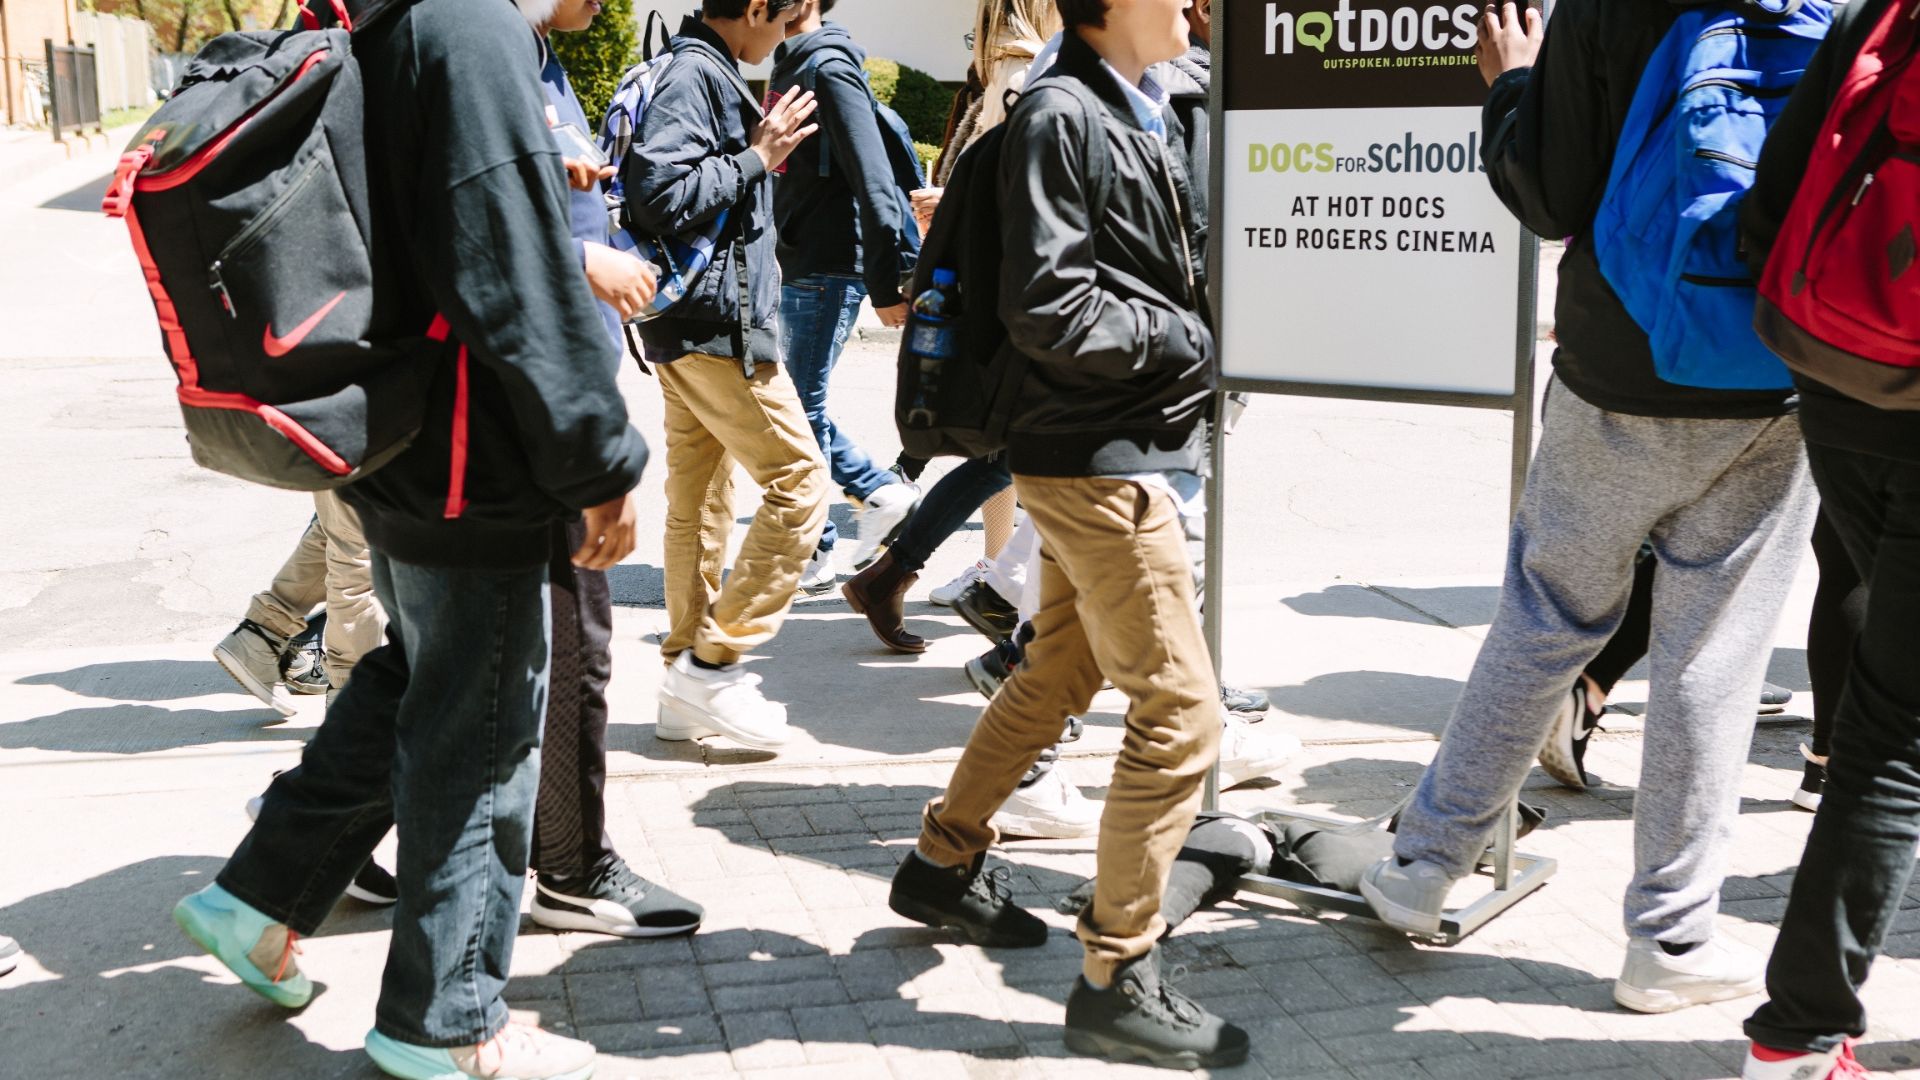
[772, 0, 921, 588]
[1360, 0, 1820, 1015]
[625, 0, 831, 753]
[885, 0, 1248, 1067]
[172, 0, 647, 1076]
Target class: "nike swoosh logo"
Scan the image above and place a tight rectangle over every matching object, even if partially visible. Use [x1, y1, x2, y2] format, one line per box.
[262, 292, 347, 358]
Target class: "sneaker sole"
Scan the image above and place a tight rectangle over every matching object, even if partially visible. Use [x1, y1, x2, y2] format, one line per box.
[887, 894, 1048, 948]
[345, 882, 400, 906]
[1357, 872, 1445, 939]
[1612, 973, 1764, 1014]
[365, 1029, 595, 1080]
[1062, 1029, 1250, 1070]
[849, 494, 923, 573]
[990, 810, 1100, 840]
[213, 645, 298, 719]
[527, 896, 701, 939]
[172, 899, 313, 1009]
[1538, 689, 1590, 791]
[1790, 788, 1823, 813]
[964, 659, 1002, 701]
[657, 697, 789, 751]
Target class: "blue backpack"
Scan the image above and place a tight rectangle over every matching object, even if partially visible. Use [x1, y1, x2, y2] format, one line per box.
[1591, 0, 1832, 390]
[797, 47, 926, 269]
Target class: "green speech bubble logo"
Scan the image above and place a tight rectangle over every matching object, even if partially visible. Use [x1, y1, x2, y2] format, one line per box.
[1295, 11, 1333, 51]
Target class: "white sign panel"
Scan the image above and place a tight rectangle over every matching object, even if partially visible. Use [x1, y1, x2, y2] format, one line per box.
[1218, 0, 1527, 397]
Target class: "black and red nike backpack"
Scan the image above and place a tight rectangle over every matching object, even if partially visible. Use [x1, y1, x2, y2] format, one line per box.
[102, 0, 441, 491]
[1755, 0, 1920, 405]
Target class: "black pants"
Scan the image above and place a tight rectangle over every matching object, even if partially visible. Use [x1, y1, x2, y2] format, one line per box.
[1585, 514, 1863, 754]
[531, 518, 616, 879]
[1745, 443, 1920, 1053]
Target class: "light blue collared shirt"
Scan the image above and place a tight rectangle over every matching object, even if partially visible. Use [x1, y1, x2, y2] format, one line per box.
[1101, 59, 1169, 142]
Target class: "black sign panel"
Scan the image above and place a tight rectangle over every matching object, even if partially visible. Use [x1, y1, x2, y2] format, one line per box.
[1224, 0, 1505, 111]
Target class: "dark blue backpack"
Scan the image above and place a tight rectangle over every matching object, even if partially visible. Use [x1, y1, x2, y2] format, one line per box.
[798, 48, 926, 269]
[1591, 0, 1832, 390]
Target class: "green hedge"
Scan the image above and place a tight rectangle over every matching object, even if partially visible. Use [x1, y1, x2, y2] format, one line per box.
[864, 57, 951, 148]
[551, 0, 639, 129]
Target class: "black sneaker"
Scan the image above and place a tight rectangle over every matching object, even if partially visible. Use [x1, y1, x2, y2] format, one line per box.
[964, 638, 1023, 699]
[1539, 682, 1602, 789]
[1759, 681, 1795, 715]
[1791, 743, 1826, 812]
[528, 857, 703, 938]
[1220, 684, 1269, 719]
[345, 861, 400, 906]
[951, 579, 1019, 644]
[888, 852, 1049, 947]
[279, 631, 330, 697]
[1064, 949, 1250, 1069]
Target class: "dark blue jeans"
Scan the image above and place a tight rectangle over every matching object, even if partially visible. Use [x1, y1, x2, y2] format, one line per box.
[781, 273, 893, 553]
[217, 551, 551, 1048]
[1746, 443, 1920, 1054]
[888, 454, 1013, 574]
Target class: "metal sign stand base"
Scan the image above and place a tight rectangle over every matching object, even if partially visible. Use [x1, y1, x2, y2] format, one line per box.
[1230, 803, 1555, 944]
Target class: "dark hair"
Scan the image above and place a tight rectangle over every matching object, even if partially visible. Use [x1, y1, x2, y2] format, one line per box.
[703, 0, 803, 19]
[819, 0, 838, 12]
[1056, 0, 1109, 28]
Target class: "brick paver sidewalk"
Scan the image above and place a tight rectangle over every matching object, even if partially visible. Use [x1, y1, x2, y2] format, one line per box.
[498, 722, 1920, 1080]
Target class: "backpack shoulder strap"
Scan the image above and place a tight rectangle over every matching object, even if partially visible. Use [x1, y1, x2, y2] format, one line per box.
[797, 46, 869, 179]
[641, 9, 671, 61]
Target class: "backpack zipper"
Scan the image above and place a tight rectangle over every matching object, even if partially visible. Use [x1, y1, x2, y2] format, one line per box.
[1683, 77, 1797, 98]
[1791, 124, 1896, 294]
[1695, 148, 1759, 169]
[207, 155, 326, 318]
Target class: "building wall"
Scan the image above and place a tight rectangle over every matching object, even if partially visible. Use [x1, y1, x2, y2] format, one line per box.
[2, 0, 77, 125]
[634, 0, 977, 81]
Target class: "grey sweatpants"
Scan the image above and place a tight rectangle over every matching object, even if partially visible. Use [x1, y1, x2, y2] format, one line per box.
[1394, 378, 1817, 944]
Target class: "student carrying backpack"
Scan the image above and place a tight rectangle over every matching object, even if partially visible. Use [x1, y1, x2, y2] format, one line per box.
[1737, 3, 1920, 1077]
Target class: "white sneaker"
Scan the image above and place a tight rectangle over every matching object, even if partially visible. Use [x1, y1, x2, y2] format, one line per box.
[213, 620, 298, 718]
[990, 767, 1102, 839]
[849, 482, 921, 571]
[931, 560, 990, 607]
[1744, 1041, 1868, 1079]
[1358, 856, 1456, 938]
[798, 548, 837, 596]
[657, 653, 790, 750]
[0, 934, 19, 977]
[366, 1021, 596, 1080]
[1217, 713, 1300, 789]
[1614, 936, 1765, 1014]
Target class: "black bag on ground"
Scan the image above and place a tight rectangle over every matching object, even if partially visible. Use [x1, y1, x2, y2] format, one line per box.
[893, 77, 1115, 460]
[102, 0, 437, 491]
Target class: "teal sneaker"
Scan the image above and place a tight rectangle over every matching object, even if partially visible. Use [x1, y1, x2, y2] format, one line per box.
[366, 1023, 596, 1080]
[172, 883, 314, 1008]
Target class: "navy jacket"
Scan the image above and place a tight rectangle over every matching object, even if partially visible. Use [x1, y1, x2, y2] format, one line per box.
[769, 24, 911, 306]
[539, 36, 622, 347]
[623, 16, 780, 369]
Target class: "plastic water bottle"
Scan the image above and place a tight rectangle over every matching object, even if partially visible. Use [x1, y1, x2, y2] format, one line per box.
[904, 268, 960, 429]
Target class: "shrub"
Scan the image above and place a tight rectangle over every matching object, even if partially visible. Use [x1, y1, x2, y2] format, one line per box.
[864, 57, 952, 147]
[552, 0, 639, 128]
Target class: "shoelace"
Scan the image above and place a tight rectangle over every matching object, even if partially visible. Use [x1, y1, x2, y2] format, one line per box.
[1122, 963, 1205, 1028]
[967, 865, 1015, 908]
[271, 930, 303, 985]
[593, 860, 648, 901]
[472, 1023, 544, 1079]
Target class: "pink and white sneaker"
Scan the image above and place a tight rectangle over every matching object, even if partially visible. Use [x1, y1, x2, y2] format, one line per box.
[1743, 1040, 1870, 1079]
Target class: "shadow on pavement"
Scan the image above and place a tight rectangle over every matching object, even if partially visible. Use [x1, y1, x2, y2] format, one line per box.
[0, 703, 303, 753]
[0, 855, 364, 1078]
[36, 170, 113, 213]
[1281, 582, 1500, 627]
[1263, 669, 1465, 732]
[17, 658, 238, 701]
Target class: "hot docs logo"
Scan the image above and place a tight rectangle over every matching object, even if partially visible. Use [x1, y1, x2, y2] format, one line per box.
[1264, 0, 1480, 55]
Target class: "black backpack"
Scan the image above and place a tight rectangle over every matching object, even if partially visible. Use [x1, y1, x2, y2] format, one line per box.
[101, 0, 439, 492]
[894, 78, 1114, 460]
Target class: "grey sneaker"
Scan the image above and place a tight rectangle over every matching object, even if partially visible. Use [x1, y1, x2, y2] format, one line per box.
[0, 934, 19, 977]
[213, 620, 298, 718]
[1063, 948, 1250, 1069]
[1614, 936, 1764, 1014]
[1359, 856, 1456, 938]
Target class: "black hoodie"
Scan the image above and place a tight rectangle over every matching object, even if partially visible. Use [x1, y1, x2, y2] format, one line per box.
[325, 0, 647, 569]
[1482, 0, 1801, 419]
[770, 23, 912, 307]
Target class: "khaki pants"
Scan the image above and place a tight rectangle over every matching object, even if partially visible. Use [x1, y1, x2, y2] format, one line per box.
[918, 475, 1221, 983]
[657, 354, 829, 665]
[244, 490, 386, 689]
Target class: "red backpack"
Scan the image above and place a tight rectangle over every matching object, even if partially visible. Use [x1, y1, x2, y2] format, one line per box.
[1755, 0, 1920, 406]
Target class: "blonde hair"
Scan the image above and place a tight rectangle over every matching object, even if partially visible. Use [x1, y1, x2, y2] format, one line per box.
[974, 0, 1062, 69]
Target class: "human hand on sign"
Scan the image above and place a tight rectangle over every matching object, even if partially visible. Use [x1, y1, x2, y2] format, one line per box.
[1475, 2, 1543, 88]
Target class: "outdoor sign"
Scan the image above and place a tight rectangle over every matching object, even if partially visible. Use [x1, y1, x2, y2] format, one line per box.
[1216, 0, 1532, 399]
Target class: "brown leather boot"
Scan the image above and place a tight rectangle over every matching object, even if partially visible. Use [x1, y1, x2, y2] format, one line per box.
[842, 551, 927, 653]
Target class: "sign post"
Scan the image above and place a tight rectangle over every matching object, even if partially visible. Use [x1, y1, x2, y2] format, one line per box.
[1202, 0, 1553, 942]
